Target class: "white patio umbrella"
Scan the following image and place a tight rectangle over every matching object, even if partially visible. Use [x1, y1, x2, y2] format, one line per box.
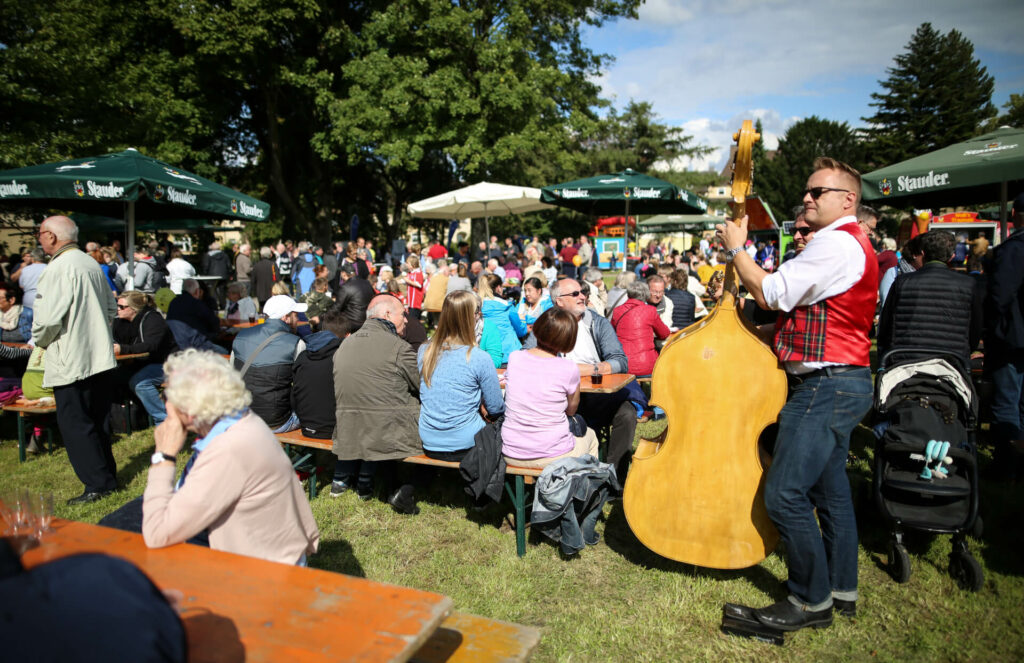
[407, 181, 554, 244]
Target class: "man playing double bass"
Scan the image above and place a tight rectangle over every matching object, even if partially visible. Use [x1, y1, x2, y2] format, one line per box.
[716, 157, 878, 631]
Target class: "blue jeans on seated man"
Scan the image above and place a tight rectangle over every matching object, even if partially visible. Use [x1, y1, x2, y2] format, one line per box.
[272, 411, 301, 434]
[763, 367, 872, 610]
[129, 363, 167, 424]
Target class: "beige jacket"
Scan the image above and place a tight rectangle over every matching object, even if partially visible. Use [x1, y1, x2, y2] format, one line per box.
[32, 244, 117, 388]
[143, 413, 320, 565]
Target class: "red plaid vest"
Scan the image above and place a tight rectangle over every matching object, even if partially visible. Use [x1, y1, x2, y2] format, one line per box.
[773, 222, 879, 366]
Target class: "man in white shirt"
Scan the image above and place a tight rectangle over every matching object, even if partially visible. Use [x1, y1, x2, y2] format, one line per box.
[717, 157, 878, 632]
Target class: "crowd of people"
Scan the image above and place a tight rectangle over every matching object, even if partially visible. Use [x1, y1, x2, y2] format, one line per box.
[6, 167, 1023, 634]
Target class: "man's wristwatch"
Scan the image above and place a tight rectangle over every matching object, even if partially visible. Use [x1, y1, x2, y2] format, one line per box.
[151, 451, 175, 465]
[724, 247, 743, 262]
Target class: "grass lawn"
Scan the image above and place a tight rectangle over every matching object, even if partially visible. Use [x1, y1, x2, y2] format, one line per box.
[4, 415, 1024, 662]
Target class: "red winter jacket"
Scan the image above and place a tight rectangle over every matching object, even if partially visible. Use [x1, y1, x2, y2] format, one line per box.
[610, 299, 670, 377]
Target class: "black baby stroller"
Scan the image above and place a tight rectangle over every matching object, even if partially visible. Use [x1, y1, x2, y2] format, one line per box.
[872, 348, 982, 591]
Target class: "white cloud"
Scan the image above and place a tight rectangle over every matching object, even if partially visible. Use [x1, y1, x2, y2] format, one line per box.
[593, 0, 1024, 124]
[658, 109, 798, 172]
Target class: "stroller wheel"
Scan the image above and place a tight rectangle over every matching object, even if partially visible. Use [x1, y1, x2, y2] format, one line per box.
[949, 551, 984, 592]
[887, 542, 911, 584]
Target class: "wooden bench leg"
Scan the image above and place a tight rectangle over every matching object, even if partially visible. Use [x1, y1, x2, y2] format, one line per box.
[17, 413, 26, 463]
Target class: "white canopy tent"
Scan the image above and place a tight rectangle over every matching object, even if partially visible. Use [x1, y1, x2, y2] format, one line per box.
[407, 182, 554, 243]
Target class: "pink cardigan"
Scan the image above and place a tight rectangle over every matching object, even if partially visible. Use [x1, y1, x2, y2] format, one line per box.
[143, 413, 320, 565]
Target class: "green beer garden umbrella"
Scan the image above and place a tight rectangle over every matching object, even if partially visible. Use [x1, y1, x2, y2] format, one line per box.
[0, 148, 270, 285]
[540, 169, 708, 269]
[862, 126, 1024, 240]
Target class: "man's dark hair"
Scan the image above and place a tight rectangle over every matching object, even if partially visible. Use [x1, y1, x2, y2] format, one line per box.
[319, 304, 353, 338]
[919, 230, 956, 263]
[901, 234, 925, 259]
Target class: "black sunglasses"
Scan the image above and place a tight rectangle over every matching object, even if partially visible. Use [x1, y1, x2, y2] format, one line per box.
[793, 227, 813, 236]
[558, 290, 583, 298]
[803, 186, 850, 199]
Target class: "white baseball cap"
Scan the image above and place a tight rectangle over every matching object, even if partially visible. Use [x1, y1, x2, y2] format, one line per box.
[263, 295, 308, 319]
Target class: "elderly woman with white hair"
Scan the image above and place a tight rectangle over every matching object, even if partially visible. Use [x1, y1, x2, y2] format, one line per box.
[142, 349, 319, 565]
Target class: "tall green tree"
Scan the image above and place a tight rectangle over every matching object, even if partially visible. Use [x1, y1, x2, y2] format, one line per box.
[582, 100, 708, 174]
[756, 116, 865, 215]
[1, 0, 641, 247]
[862, 22, 996, 166]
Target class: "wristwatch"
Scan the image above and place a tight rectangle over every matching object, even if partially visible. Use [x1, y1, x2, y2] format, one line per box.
[724, 247, 743, 262]
[151, 451, 175, 465]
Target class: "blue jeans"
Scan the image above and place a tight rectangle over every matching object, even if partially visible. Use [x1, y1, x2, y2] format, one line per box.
[764, 368, 872, 609]
[129, 363, 167, 424]
[989, 352, 1024, 444]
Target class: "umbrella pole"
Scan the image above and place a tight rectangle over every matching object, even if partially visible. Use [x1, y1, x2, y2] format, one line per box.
[622, 199, 630, 272]
[127, 201, 136, 290]
[1000, 181, 1008, 243]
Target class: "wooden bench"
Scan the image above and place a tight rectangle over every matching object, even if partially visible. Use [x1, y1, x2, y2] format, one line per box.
[411, 611, 540, 663]
[275, 430, 544, 557]
[2, 399, 57, 462]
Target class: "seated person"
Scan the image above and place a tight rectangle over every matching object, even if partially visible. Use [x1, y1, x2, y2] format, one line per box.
[0, 283, 32, 343]
[231, 295, 307, 433]
[502, 308, 599, 468]
[224, 282, 258, 323]
[331, 295, 421, 514]
[524, 278, 634, 481]
[478, 274, 528, 367]
[166, 278, 220, 341]
[143, 349, 319, 565]
[293, 307, 351, 440]
[517, 276, 552, 325]
[418, 291, 504, 461]
[665, 269, 698, 330]
[610, 279, 670, 378]
[112, 291, 180, 424]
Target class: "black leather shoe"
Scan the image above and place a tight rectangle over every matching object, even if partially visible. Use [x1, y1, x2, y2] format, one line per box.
[388, 485, 420, 515]
[833, 599, 856, 617]
[754, 599, 833, 632]
[67, 490, 114, 505]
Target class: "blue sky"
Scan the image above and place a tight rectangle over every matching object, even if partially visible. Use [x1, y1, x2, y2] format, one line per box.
[582, 0, 1024, 171]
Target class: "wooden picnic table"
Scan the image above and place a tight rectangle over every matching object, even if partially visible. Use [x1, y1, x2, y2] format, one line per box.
[21, 519, 455, 662]
[497, 369, 635, 395]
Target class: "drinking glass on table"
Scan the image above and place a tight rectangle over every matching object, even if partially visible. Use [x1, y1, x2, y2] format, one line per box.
[34, 492, 54, 538]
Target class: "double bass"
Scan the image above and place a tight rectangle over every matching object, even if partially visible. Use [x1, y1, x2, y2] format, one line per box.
[622, 120, 787, 569]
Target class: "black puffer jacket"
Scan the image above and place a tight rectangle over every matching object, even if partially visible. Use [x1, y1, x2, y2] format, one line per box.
[291, 331, 341, 439]
[877, 262, 982, 368]
[112, 307, 179, 365]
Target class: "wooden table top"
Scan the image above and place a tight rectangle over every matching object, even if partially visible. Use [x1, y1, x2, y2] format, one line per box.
[3, 342, 146, 363]
[116, 352, 150, 361]
[497, 368, 635, 394]
[21, 520, 453, 662]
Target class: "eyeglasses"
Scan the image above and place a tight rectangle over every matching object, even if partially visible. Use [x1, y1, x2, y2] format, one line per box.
[793, 227, 814, 236]
[558, 290, 583, 299]
[803, 187, 850, 199]
[37, 228, 54, 239]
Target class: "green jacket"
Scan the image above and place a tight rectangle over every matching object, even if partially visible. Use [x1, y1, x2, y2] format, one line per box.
[32, 244, 117, 387]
